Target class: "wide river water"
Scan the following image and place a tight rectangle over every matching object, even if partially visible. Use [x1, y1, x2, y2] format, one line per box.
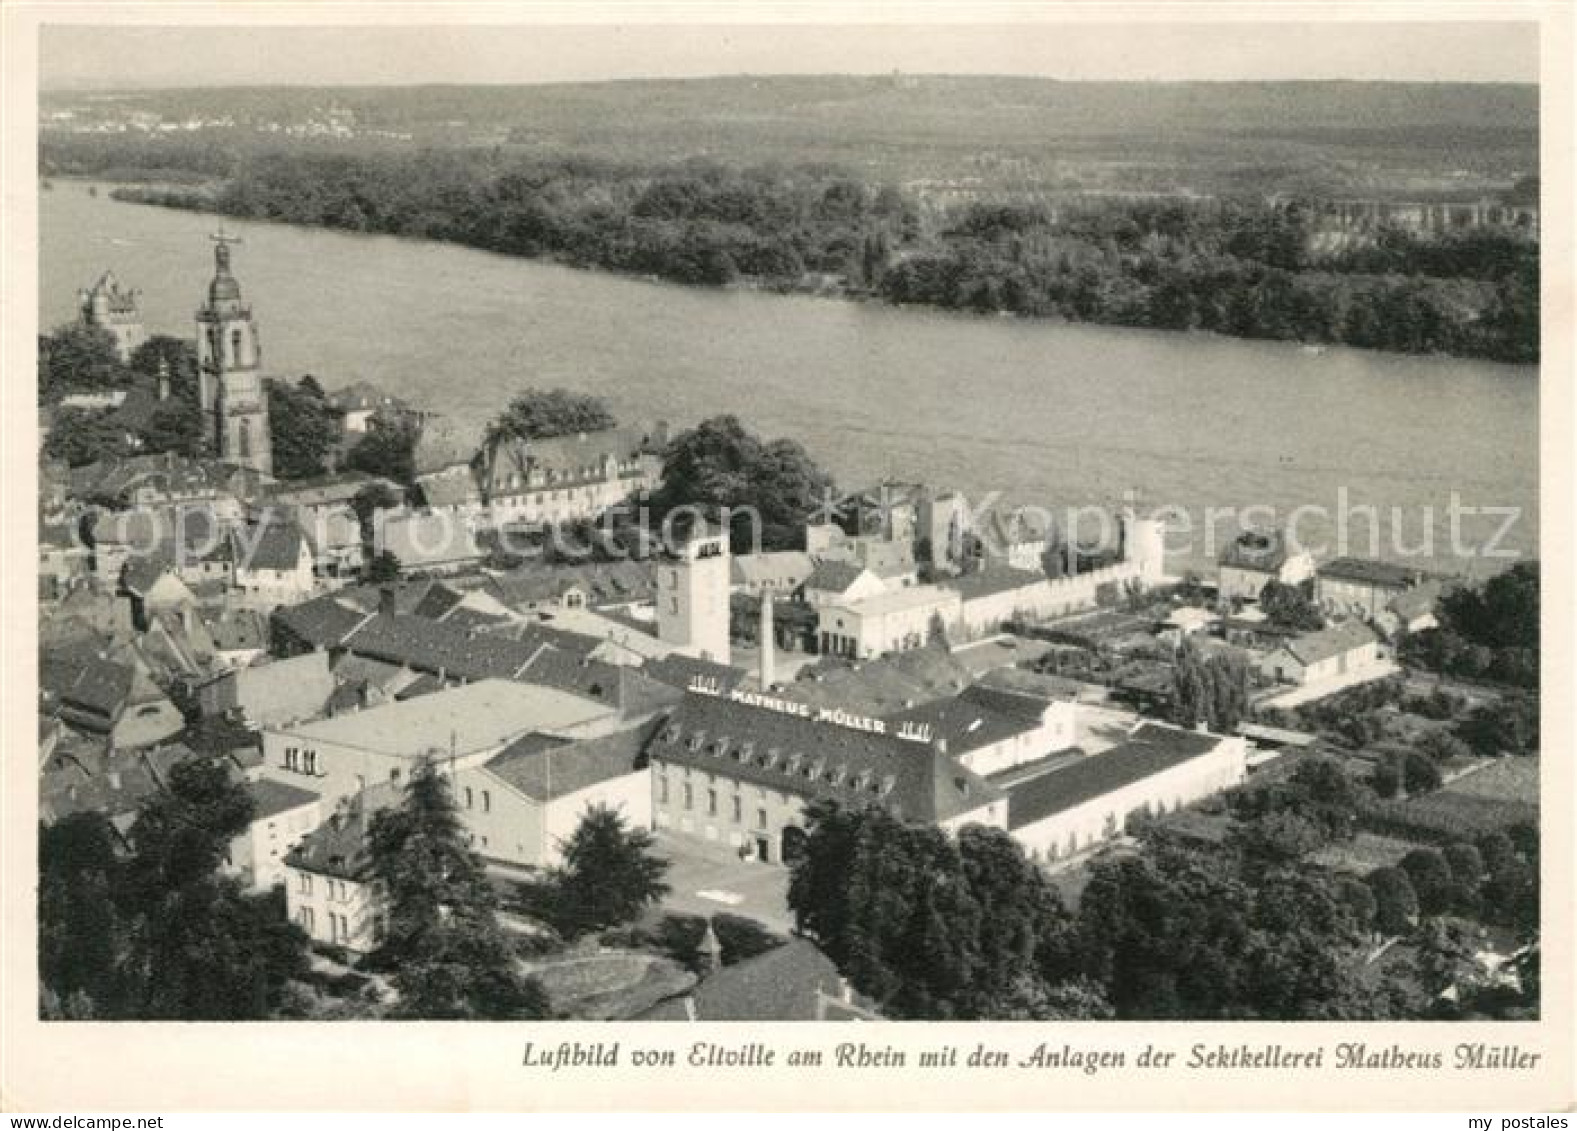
[41, 180, 1539, 574]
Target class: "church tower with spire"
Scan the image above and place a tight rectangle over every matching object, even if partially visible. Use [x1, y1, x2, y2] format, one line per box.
[195, 229, 272, 476]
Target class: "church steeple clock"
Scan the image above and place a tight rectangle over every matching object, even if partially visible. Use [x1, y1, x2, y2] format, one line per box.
[195, 228, 272, 476]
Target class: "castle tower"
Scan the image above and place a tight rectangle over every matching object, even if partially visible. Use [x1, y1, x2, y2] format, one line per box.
[656, 518, 731, 665]
[1120, 511, 1167, 587]
[195, 229, 272, 476]
[78, 271, 146, 362]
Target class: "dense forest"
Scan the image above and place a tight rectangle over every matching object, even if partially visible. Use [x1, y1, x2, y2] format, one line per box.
[47, 134, 1539, 362]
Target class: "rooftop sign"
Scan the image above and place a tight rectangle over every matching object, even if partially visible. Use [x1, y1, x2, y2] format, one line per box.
[687, 676, 933, 744]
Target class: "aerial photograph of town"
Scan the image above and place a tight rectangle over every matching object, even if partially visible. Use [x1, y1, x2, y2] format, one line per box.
[29, 18, 1543, 1034]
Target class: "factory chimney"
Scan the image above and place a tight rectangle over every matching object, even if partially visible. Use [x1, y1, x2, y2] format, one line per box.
[759, 591, 775, 690]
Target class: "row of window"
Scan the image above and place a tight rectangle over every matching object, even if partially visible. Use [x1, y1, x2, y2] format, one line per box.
[499, 460, 634, 491]
[658, 776, 769, 830]
[297, 906, 354, 944]
[462, 786, 492, 814]
[296, 873, 355, 901]
[282, 747, 319, 774]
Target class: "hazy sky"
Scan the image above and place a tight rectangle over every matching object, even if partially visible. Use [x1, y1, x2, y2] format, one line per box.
[40, 20, 1540, 90]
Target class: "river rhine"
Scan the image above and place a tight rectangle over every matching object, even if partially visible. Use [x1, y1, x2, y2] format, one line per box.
[41, 181, 1538, 573]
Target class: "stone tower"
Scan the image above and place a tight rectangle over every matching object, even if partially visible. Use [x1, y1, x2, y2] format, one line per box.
[78, 271, 146, 362]
[1120, 511, 1167, 587]
[195, 229, 272, 476]
[656, 518, 731, 665]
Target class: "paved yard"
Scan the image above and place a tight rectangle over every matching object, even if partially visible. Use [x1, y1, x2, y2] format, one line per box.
[1257, 660, 1401, 710]
[652, 829, 795, 932]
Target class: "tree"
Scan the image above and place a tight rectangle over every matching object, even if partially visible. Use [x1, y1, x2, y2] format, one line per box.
[1232, 811, 1327, 866]
[42, 405, 132, 466]
[643, 415, 836, 552]
[352, 483, 404, 546]
[39, 323, 130, 399]
[485, 388, 615, 447]
[116, 758, 310, 1019]
[1170, 640, 1250, 733]
[1419, 730, 1471, 765]
[1481, 861, 1539, 936]
[367, 758, 549, 1019]
[789, 803, 1080, 1020]
[1399, 848, 1455, 916]
[1371, 753, 1402, 800]
[345, 416, 421, 485]
[1476, 830, 1517, 873]
[128, 335, 201, 403]
[1411, 917, 1485, 1001]
[137, 400, 204, 459]
[39, 814, 125, 1014]
[1260, 579, 1324, 632]
[364, 550, 402, 584]
[1334, 875, 1378, 935]
[1367, 867, 1419, 936]
[1443, 842, 1485, 886]
[1457, 695, 1539, 758]
[1402, 751, 1443, 795]
[549, 804, 671, 937]
[266, 376, 340, 480]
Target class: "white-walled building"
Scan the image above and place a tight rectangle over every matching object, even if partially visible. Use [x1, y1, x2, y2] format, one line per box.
[374, 508, 483, 576]
[453, 718, 660, 869]
[816, 584, 963, 660]
[232, 520, 316, 608]
[802, 559, 888, 608]
[885, 682, 1079, 779]
[1256, 619, 1382, 686]
[647, 688, 1004, 864]
[1006, 723, 1248, 863]
[258, 678, 617, 806]
[227, 779, 322, 891]
[731, 551, 816, 597]
[282, 786, 398, 954]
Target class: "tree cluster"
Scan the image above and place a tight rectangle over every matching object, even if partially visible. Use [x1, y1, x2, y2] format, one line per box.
[266, 375, 341, 480]
[787, 802, 1105, 1020]
[1076, 835, 1414, 1019]
[1401, 562, 1539, 689]
[483, 388, 617, 449]
[114, 149, 917, 296]
[40, 330, 206, 466]
[1170, 639, 1251, 733]
[1258, 579, 1324, 632]
[345, 415, 421, 485]
[881, 199, 1537, 362]
[1365, 824, 1537, 940]
[39, 758, 309, 1020]
[642, 415, 836, 553]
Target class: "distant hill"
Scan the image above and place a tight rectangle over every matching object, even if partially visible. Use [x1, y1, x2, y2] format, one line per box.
[41, 76, 1538, 199]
